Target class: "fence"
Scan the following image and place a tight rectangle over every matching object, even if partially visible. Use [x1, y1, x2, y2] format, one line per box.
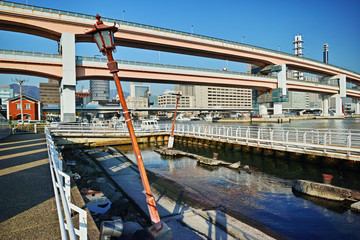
[173, 124, 360, 158]
[0, 119, 11, 139]
[45, 127, 87, 240]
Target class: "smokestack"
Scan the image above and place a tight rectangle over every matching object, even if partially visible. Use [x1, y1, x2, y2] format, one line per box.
[323, 43, 328, 64]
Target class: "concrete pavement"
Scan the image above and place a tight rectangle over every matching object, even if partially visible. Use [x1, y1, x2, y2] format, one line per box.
[0, 134, 60, 239]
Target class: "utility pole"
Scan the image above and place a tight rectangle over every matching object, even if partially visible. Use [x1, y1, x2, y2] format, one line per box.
[13, 79, 25, 124]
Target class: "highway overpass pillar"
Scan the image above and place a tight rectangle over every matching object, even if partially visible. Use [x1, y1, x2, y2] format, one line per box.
[321, 94, 330, 116]
[333, 94, 344, 117]
[277, 64, 287, 96]
[355, 100, 360, 115]
[60, 32, 76, 122]
[259, 103, 268, 116]
[273, 102, 282, 115]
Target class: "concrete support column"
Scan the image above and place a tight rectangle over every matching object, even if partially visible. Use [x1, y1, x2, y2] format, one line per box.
[333, 94, 343, 117]
[60, 32, 76, 122]
[322, 94, 330, 116]
[277, 64, 287, 96]
[273, 102, 282, 116]
[355, 100, 360, 115]
[259, 103, 268, 116]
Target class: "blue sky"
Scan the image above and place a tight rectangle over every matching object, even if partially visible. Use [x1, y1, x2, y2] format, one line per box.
[1, 0, 359, 95]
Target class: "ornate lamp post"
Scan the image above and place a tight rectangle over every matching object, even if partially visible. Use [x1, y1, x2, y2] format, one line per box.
[168, 92, 181, 149]
[86, 15, 163, 232]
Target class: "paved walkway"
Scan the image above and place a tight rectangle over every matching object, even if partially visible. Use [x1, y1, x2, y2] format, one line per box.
[0, 134, 60, 239]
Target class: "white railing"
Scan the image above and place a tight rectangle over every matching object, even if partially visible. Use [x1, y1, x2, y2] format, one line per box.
[48, 123, 360, 159]
[45, 127, 87, 240]
[173, 124, 360, 158]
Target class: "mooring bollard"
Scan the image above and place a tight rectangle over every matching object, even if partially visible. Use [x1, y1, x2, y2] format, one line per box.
[322, 174, 333, 185]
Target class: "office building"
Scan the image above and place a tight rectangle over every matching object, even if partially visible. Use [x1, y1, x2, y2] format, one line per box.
[130, 83, 150, 98]
[174, 84, 195, 96]
[158, 90, 195, 108]
[90, 80, 110, 102]
[194, 86, 252, 108]
[39, 80, 60, 106]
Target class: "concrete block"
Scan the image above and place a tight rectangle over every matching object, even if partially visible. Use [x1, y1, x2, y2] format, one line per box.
[351, 201, 360, 212]
[293, 180, 351, 201]
[147, 222, 173, 240]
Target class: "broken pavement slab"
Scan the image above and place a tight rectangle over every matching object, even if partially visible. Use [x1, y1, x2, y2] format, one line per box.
[85, 149, 277, 240]
[351, 201, 360, 213]
[293, 180, 352, 201]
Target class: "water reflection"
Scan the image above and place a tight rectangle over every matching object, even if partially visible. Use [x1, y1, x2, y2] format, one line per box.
[115, 142, 360, 239]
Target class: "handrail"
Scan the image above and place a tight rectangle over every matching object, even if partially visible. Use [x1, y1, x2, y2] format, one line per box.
[45, 127, 87, 240]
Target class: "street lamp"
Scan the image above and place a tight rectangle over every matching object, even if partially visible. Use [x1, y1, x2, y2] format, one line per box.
[168, 92, 181, 149]
[86, 15, 164, 233]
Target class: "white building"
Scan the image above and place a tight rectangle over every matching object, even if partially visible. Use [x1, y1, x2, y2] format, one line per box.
[158, 90, 195, 108]
[194, 86, 252, 108]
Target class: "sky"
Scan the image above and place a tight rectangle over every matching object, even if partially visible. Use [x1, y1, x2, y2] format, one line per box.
[1, 0, 360, 95]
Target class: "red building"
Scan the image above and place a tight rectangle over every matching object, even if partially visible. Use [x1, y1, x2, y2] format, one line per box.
[6, 95, 42, 121]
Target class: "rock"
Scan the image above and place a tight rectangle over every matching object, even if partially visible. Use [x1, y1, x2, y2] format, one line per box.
[351, 202, 360, 212]
[293, 180, 352, 201]
[196, 157, 231, 166]
[100, 198, 130, 220]
[228, 161, 241, 169]
[351, 191, 360, 201]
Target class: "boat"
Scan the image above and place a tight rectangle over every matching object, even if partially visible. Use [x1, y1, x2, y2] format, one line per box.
[190, 116, 201, 121]
[140, 119, 159, 131]
[204, 115, 213, 122]
[176, 114, 191, 122]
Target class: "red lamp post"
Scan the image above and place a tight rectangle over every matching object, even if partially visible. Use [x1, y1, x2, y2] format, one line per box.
[168, 92, 181, 149]
[86, 15, 163, 232]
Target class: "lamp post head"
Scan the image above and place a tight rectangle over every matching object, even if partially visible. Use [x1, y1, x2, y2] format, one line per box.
[86, 14, 118, 54]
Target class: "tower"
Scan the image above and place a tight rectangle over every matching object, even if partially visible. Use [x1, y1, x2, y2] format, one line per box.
[323, 43, 329, 64]
[292, 35, 304, 80]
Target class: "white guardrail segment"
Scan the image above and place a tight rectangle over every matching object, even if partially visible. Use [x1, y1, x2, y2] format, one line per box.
[45, 127, 87, 240]
[47, 123, 360, 160]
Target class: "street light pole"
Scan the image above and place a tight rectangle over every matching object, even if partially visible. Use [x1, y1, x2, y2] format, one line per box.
[86, 15, 164, 233]
[14, 79, 25, 124]
[168, 92, 181, 149]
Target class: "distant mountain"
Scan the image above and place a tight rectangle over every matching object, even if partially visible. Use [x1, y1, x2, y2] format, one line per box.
[10, 84, 39, 100]
[110, 89, 129, 100]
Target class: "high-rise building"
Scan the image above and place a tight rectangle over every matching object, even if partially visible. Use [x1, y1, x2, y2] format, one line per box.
[90, 80, 110, 102]
[194, 86, 252, 108]
[174, 84, 195, 96]
[130, 83, 150, 98]
[39, 79, 60, 106]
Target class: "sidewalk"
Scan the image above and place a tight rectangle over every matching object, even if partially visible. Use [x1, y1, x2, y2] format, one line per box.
[0, 134, 60, 239]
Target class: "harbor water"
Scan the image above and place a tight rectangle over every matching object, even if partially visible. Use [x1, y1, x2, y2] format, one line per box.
[116, 118, 360, 239]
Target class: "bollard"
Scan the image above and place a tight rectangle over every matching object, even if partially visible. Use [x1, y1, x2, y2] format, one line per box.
[322, 174, 333, 185]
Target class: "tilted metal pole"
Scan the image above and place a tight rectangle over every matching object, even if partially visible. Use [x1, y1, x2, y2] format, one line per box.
[106, 52, 162, 232]
[168, 93, 180, 149]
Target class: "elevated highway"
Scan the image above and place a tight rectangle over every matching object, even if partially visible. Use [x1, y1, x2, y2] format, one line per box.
[0, 1, 360, 84]
[2, 49, 359, 99]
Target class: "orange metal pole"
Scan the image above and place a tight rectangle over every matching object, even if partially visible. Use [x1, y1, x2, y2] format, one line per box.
[170, 95, 180, 138]
[106, 53, 162, 232]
